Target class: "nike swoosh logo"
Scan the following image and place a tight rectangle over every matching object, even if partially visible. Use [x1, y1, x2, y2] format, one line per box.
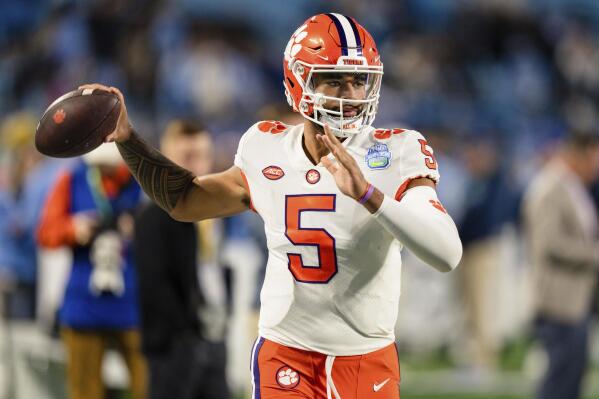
[373, 378, 390, 392]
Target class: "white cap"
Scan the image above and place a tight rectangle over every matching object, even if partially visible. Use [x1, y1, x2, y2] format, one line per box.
[83, 143, 121, 166]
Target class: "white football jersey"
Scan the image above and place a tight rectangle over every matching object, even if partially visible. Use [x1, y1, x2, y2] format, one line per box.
[234, 121, 440, 356]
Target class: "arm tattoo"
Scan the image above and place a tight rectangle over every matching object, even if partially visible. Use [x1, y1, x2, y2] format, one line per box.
[116, 130, 195, 213]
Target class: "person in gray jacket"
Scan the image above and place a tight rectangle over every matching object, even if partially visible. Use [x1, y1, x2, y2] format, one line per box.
[523, 131, 599, 399]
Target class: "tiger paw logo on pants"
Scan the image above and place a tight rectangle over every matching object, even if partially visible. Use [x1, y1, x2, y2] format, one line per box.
[276, 366, 300, 388]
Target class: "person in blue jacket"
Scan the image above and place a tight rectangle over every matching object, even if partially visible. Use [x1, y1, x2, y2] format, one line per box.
[37, 143, 146, 399]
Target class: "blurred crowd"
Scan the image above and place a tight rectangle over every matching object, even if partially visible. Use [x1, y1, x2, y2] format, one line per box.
[2, 0, 599, 398]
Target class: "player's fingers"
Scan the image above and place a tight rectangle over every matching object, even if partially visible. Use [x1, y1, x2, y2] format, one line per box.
[323, 134, 355, 170]
[321, 155, 332, 167]
[323, 124, 342, 147]
[340, 149, 359, 170]
[108, 86, 124, 100]
[108, 87, 127, 110]
[320, 128, 358, 174]
[323, 125, 354, 161]
[320, 134, 338, 156]
[78, 83, 109, 92]
[77, 83, 99, 90]
[321, 156, 338, 174]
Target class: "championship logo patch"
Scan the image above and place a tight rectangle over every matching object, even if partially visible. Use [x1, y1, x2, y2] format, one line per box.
[365, 143, 392, 170]
[276, 365, 300, 389]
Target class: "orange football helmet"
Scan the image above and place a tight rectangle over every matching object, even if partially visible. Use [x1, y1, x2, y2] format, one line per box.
[283, 13, 383, 137]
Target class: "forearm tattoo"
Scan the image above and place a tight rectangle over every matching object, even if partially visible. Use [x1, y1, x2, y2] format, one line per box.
[116, 130, 195, 213]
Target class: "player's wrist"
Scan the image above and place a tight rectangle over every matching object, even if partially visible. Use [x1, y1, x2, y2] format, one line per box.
[357, 182, 374, 204]
[115, 124, 134, 143]
[113, 125, 136, 145]
[357, 183, 384, 214]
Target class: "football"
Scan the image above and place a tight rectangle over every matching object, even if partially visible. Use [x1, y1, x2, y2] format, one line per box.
[35, 88, 120, 158]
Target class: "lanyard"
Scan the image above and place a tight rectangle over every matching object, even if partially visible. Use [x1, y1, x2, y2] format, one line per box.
[86, 167, 113, 220]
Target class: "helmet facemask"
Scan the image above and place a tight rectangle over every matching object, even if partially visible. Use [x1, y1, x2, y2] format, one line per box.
[289, 59, 383, 138]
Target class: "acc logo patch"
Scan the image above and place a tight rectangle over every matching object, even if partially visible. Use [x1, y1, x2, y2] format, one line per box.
[276, 366, 300, 389]
[365, 143, 392, 170]
[262, 166, 285, 180]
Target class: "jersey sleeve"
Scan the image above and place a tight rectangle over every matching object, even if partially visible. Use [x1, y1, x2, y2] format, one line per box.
[394, 130, 441, 200]
[234, 120, 291, 170]
[233, 130, 249, 170]
[234, 122, 266, 171]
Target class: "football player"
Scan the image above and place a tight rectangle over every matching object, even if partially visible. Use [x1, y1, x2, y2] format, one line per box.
[81, 13, 462, 399]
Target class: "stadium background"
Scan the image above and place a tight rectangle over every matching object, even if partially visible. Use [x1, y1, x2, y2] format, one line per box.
[1, 0, 599, 398]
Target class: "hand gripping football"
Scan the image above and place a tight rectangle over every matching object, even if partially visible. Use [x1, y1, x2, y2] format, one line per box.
[35, 88, 120, 157]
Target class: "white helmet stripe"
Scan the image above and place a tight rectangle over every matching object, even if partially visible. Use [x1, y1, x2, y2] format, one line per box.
[331, 13, 359, 57]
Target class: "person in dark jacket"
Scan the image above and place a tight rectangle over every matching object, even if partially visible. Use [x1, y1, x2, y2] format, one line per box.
[134, 120, 230, 399]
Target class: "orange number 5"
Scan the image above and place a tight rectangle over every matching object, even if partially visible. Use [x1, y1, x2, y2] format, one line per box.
[285, 194, 338, 283]
[418, 139, 437, 170]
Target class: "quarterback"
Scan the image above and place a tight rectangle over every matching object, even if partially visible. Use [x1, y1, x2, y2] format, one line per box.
[82, 13, 462, 399]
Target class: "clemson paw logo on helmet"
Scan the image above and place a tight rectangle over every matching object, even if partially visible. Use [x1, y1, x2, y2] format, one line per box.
[276, 366, 300, 389]
[258, 121, 287, 134]
[284, 24, 308, 61]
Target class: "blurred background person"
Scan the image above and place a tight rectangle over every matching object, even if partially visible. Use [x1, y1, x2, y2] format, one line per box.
[134, 120, 230, 399]
[0, 111, 74, 398]
[522, 131, 599, 399]
[455, 135, 520, 372]
[36, 143, 146, 399]
[0, 112, 66, 320]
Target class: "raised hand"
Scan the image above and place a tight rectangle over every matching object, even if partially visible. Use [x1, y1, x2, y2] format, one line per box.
[78, 83, 132, 143]
[317, 125, 369, 201]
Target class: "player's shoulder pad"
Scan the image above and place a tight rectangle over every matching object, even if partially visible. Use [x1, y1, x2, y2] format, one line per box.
[370, 127, 429, 149]
[368, 127, 439, 177]
[371, 127, 431, 144]
[371, 127, 410, 141]
[236, 121, 293, 166]
[240, 120, 293, 147]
